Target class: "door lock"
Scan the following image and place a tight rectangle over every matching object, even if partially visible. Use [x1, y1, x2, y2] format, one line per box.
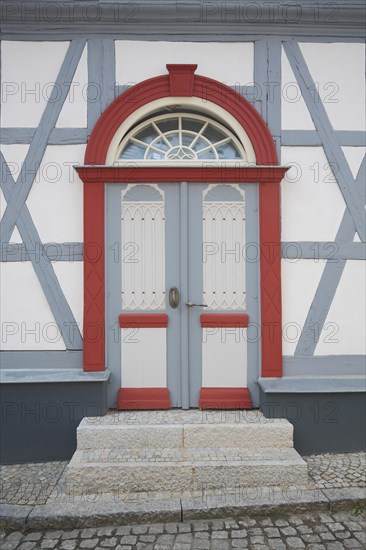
[169, 287, 180, 308]
[186, 301, 208, 307]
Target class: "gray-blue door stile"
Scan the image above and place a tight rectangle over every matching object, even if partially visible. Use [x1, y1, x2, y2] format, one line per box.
[106, 182, 260, 409]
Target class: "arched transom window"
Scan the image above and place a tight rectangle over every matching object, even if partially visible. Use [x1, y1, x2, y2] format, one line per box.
[117, 113, 246, 161]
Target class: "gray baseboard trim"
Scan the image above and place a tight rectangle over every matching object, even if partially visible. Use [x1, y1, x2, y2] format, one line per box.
[0, 368, 110, 384]
[258, 376, 366, 394]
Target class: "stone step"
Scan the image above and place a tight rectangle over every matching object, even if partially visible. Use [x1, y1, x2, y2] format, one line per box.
[66, 447, 308, 494]
[77, 410, 293, 450]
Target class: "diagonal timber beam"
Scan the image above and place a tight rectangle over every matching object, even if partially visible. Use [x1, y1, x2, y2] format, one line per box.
[0, 153, 83, 350]
[283, 41, 366, 242]
[355, 155, 366, 199]
[294, 209, 355, 356]
[0, 40, 86, 244]
[294, 160, 364, 356]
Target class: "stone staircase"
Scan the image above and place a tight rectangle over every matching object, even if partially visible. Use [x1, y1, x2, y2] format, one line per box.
[66, 410, 308, 496]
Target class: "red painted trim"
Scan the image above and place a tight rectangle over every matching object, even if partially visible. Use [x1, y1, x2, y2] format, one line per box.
[199, 388, 252, 409]
[119, 313, 168, 328]
[83, 182, 105, 371]
[117, 388, 170, 410]
[200, 313, 249, 328]
[76, 166, 287, 184]
[259, 180, 283, 377]
[80, 66, 285, 380]
[84, 73, 278, 166]
[166, 64, 197, 96]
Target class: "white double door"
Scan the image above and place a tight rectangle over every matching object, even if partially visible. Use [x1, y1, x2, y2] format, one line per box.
[106, 182, 260, 408]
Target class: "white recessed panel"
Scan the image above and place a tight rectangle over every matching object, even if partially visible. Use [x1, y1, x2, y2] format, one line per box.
[281, 48, 315, 130]
[202, 328, 247, 387]
[121, 328, 167, 387]
[0, 262, 66, 350]
[1, 41, 69, 128]
[281, 259, 325, 356]
[56, 45, 88, 128]
[115, 41, 254, 85]
[315, 260, 366, 355]
[26, 145, 85, 242]
[281, 147, 346, 241]
[300, 43, 366, 131]
[341, 147, 365, 179]
[52, 262, 83, 331]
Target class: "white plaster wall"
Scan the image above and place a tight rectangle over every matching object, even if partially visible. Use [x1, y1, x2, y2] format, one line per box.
[341, 147, 365, 179]
[1, 41, 69, 128]
[281, 259, 325, 356]
[52, 262, 83, 331]
[56, 45, 88, 128]
[0, 262, 66, 350]
[315, 260, 366, 356]
[121, 328, 167, 387]
[281, 47, 315, 130]
[115, 41, 254, 85]
[202, 328, 247, 386]
[26, 145, 85, 242]
[300, 43, 365, 131]
[1, 144, 30, 181]
[281, 147, 346, 241]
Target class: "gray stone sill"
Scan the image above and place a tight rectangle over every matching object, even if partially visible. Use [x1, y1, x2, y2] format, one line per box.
[258, 376, 366, 393]
[0, 369, 111, 384]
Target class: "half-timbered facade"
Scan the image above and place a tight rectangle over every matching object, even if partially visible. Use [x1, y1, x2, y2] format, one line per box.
[1, 1, 365, 462]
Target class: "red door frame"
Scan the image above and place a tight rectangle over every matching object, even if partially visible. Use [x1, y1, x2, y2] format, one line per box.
[76, 65, 286, 381]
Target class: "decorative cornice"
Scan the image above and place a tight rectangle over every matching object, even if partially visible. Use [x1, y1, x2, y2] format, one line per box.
[1, 1, 365, 38]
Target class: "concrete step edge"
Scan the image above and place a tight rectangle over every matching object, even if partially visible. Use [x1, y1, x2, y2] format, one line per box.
[2, 487, 365, 531]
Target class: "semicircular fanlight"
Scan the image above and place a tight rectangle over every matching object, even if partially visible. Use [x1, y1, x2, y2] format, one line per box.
[116, 113, 246, 161]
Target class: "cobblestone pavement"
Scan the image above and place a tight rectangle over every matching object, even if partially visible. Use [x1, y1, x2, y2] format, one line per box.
[305, 453, 366, 490]
[0, 509, 365, 549]
[0, 462, 67, 506]
[1, 452, 365, 506]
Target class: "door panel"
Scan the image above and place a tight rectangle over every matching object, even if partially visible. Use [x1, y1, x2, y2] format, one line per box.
[200, 184, 248, 394]
[106, 182, 260, 409]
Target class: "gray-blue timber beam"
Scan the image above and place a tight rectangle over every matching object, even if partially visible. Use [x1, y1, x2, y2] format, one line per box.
[0, 153, 83, 350]
[0, 243, 84, 262]
[0, 40, 86, 244]
[283, 41, 366, 242]
[1, 1, 365, 38]
[87, 38, 115, 135]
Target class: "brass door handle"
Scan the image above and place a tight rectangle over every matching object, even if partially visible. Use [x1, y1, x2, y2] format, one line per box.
[169, 287, 180, 308]
[186, 302, 208, 307]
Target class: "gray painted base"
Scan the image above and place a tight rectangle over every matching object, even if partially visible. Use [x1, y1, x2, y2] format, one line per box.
[0, 381, 108, 464]
[259, 388, 366, 454]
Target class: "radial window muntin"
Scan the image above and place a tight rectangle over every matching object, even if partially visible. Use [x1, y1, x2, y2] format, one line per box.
[116, 113, 247, 162]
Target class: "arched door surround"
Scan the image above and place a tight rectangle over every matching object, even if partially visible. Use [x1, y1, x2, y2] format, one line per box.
[76, 65, 287, 409]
